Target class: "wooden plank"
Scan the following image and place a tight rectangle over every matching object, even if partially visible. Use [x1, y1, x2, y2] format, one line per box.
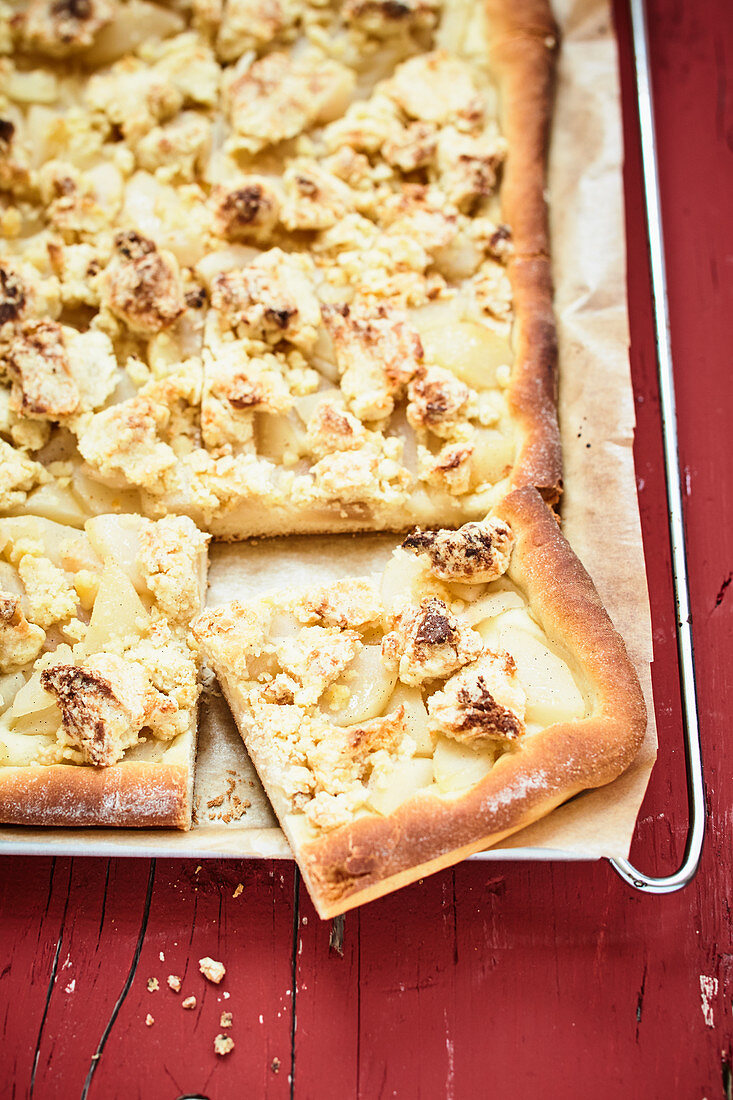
[290, 882, 360, 1100]
[86, 860, 296, 1100]
[0, 857, 72, 1097]
[29, 859, 156, 1099]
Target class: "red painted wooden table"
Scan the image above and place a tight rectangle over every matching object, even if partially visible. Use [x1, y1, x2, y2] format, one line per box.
[2, 2, 731, 1096]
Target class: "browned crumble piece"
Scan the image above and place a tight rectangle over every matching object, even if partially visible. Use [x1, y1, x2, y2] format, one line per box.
[167, 975, 182, 993]
[182, 995, 197, 1010]
[199, 957, 226, 983]
[220, 1011, 233, 1028]
[147, 978, 159, 993]
[145, 1014, 154, 1027]
[232, 883, 244, 899]
[214, 1034, 235, 1056]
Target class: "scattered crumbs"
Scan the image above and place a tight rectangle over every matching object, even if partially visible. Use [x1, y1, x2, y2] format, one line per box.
[214, 1034, 235, 1057]
[220, 1011, 233, 1028]
[199, 957, 226, 984]
[258, 1014, 264, 1024]
[207, 793, 225, 808]
[167, 975, 182, 993]
[301, 916, 308, 926]
[159, 951, 165, 963]
[233, 883, 244, 899]
[182, 996, 197, 1010]
[145, 1014, 154, 1027]
[195, 865, 201, 874]
[271, 1058, 281, 1074]
[222, 991, 230, 1000]
[147, 978, 159, 993]
[91, 1054, 101, 1061]
[64, 980, 75, 994]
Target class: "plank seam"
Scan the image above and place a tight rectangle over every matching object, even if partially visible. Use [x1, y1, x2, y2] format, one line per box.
[30, 859, 72, 1098]
[289, 867, 300, 1100]
[80, 859, 157, 1100]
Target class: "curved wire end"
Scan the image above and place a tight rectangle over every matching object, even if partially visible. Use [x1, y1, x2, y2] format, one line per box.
[608, 835, 704, 894]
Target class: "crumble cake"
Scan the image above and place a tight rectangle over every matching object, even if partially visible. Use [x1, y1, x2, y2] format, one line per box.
[193, 488, 646, 916]
[0, 0, 559, 538]
[0, 510, 208, 825]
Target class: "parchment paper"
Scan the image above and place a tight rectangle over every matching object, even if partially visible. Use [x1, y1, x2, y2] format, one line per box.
[0, 0, 657, 861]
[191, 0, 657, 860]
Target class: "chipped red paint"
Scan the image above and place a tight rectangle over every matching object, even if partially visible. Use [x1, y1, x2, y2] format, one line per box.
[0, 1, 731, 1096]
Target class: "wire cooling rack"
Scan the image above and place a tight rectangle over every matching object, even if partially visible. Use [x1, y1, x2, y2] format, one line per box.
[599, 0, 705, 893]
[0, 2, 704, 888]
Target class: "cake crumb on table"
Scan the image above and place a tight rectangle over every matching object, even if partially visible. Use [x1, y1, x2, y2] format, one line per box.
[147, 978, 159, 992]
[199, 957, 226, 983]
[233, 883, 244, 898]
[145, 1014, 154, 1027]
[182, 996, 197, 1010]
[220, 1011, 233, 1028]
[159, 952, 165, 962]
[271, 1057, 281, 1073]
[214, 1034, 235, 1056]
[167, 975, 182, 992]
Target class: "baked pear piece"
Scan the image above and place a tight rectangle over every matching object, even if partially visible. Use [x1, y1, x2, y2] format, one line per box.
[0, 512, 209, 827]
[193, 487, 646, 916]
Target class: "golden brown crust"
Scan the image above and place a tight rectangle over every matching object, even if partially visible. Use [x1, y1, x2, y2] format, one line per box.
[203, 486, 645, 917]
[507, 256, 561, 499]
[484, 0, 562, 499]
[0, 762, 191, 828]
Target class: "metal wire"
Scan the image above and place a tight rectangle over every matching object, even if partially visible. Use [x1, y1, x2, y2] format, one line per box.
[607, 0, 706, 893]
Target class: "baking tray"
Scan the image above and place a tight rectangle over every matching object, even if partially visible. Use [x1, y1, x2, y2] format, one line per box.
[0, 0, 703, 891]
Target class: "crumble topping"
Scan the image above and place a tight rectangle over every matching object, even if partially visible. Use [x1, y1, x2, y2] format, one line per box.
[427, 650, 526, 745]
[343, 0, 440, 35]
[226, 50, 355, 153]
[1, 1, 519, 537]
[0, 440, 46, 512]
[199, 956, 226, 983]
[401, 517, 514, 582]
[0, 592, 46, 673]
[17, 552, 78, 628]
[211, 249, 321, 351]
[102, 232, 186, 334]
[42, 653, 162, 766]
[2, 321, 79, 419]
[214, 1034, 234, 1056]
[293, 578, 383, 629]
[210, 179, 281, 242]
[322, 302, 423, 421]
[381, 595, 483, 685]
[21, 0, 114, 58]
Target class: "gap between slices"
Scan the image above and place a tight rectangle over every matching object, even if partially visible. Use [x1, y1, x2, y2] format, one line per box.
[192, 487, 646, 917]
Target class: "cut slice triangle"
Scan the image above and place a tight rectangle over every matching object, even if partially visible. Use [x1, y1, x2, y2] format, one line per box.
[193, 487, 646, 917]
